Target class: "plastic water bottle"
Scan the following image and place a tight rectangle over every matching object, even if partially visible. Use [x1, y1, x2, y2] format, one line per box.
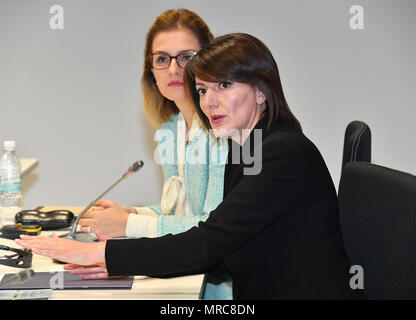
[0, 140, 24, 227]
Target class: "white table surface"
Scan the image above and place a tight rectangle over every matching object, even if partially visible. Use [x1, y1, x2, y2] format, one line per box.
[0, 231, 204, 300]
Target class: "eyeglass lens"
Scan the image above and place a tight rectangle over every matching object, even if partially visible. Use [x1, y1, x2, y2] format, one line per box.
[151, 51, 196, 69]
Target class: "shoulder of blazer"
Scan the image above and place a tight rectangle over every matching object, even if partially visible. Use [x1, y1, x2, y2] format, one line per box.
[161, 112, 180, 130]
[259, 125, 326, 181]
[247, 125, 316, 178]
[263, 125, 311, 153]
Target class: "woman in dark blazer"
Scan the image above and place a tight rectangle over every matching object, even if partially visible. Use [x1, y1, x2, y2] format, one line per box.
[16, 33, 360, 299]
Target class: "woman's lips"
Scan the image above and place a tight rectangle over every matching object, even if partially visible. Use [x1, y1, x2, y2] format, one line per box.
[211, 115, 226, 124]
[168, 80, 184, 87]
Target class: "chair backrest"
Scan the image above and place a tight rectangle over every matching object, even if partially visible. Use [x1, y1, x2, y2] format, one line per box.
[339, 162, 416, 299]
[342, 121, 371, 169]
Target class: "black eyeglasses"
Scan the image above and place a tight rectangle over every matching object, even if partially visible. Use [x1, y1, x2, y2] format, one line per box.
[150, 50, 197, 70]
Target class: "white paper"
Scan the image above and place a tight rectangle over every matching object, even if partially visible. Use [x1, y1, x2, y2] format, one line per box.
[0, 289, 52, 300]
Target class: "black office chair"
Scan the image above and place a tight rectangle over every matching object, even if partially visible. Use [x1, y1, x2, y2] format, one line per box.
[338, 162, 416, 299]
[341, 121, 371, 169]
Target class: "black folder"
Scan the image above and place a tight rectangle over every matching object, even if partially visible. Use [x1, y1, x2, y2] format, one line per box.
[0, 271, 133, 290]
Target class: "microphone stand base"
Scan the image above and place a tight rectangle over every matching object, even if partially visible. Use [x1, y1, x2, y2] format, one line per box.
[59, 231, 99, 242]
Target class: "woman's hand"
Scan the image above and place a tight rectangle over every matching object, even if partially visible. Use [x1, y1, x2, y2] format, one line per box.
[64, 263, 129, 280]
[79, 200, 133, 239]
[64, 263, 109, 279]
[91, 199, 136, 214]
[15, 234, 106, 266]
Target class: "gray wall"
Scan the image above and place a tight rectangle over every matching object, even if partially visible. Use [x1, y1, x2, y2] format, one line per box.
[0, 0, 415, 209]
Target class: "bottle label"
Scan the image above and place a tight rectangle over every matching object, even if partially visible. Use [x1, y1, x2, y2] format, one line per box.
[0, 179, 21, 192]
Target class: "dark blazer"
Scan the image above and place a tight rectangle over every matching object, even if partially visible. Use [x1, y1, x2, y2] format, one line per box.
[106, 115, 360, 299]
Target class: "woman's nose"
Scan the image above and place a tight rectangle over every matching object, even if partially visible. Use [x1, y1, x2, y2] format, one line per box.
[168, 58, 181, 75]
[202, 89, 218, 110]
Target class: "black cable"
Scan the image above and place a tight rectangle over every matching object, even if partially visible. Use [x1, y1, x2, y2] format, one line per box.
[0, 244, 32, 268]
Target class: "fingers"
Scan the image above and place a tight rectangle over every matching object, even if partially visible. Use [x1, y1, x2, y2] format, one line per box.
[15, 236, 60, 255]
[31, 248, 63, 261]
[15, 235, 54, 249]
[80, 273, 110, 280]
[94, 199, 107, 207]
[65, 265, 107, 274]
[65, 262, 106, 269]
[79, 207, 107, 225]
[15, 240, 50, 251]
[79, 222, 103, 237]
[79, 217, 97, 230]
[94, 199, 118, 209]
[15, 239, 32, 250]
[64, 263, 86, 270]
[80, 212, 98, 221]
[79, 218, 92, 227]
[64, 263, 109, 279]
[79, 225, 94, 232]
[81, 204, 106, 219]
[94, 231, 110, 241]
[15, 239, 66, 262]
[15, 234, 74, 255]
[91, 204, 106, 211]
[79, 225, 105, 238]
[18, 234, 62, 243]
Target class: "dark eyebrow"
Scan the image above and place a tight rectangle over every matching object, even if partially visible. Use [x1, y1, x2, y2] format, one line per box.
[151, 49, 196, 55]
[195, 82, 207, 87]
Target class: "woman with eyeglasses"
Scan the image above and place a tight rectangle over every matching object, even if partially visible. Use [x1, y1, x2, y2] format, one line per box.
[75, 9, 232, 300]
[16, 32, 362, 300]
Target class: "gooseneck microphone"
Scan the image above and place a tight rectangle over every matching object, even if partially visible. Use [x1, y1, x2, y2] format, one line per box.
[64, 160, 144, 242]
[0, 269, 35, 287]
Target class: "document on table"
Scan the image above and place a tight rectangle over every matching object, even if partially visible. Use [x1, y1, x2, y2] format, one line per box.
[0, 289, 52, 300]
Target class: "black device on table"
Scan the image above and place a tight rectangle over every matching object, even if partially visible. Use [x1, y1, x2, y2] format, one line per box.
[0, 224, 41, 240]
[0, 209, 75, 266]
[0, 244, 33, 268]
[15, 210, 75, 230]
[0, 209, 74, 241]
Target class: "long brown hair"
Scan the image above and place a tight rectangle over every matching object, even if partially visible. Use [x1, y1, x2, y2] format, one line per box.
[185, 33, 302, 131]
[142, 9, 214, 127]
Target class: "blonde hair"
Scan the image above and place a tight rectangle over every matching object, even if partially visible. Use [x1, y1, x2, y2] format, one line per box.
[141, 9, 214, 127]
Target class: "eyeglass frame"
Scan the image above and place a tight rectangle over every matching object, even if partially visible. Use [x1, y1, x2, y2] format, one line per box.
[150, 50, 197, 70]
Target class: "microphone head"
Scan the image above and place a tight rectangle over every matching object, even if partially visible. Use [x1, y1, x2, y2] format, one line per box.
[128, 160, 144, 174]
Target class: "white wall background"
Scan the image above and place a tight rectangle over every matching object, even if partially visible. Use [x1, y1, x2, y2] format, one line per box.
[0, 0, 414, 209]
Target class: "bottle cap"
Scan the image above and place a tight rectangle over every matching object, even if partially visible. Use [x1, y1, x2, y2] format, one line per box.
[3, 140, 16, 151]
